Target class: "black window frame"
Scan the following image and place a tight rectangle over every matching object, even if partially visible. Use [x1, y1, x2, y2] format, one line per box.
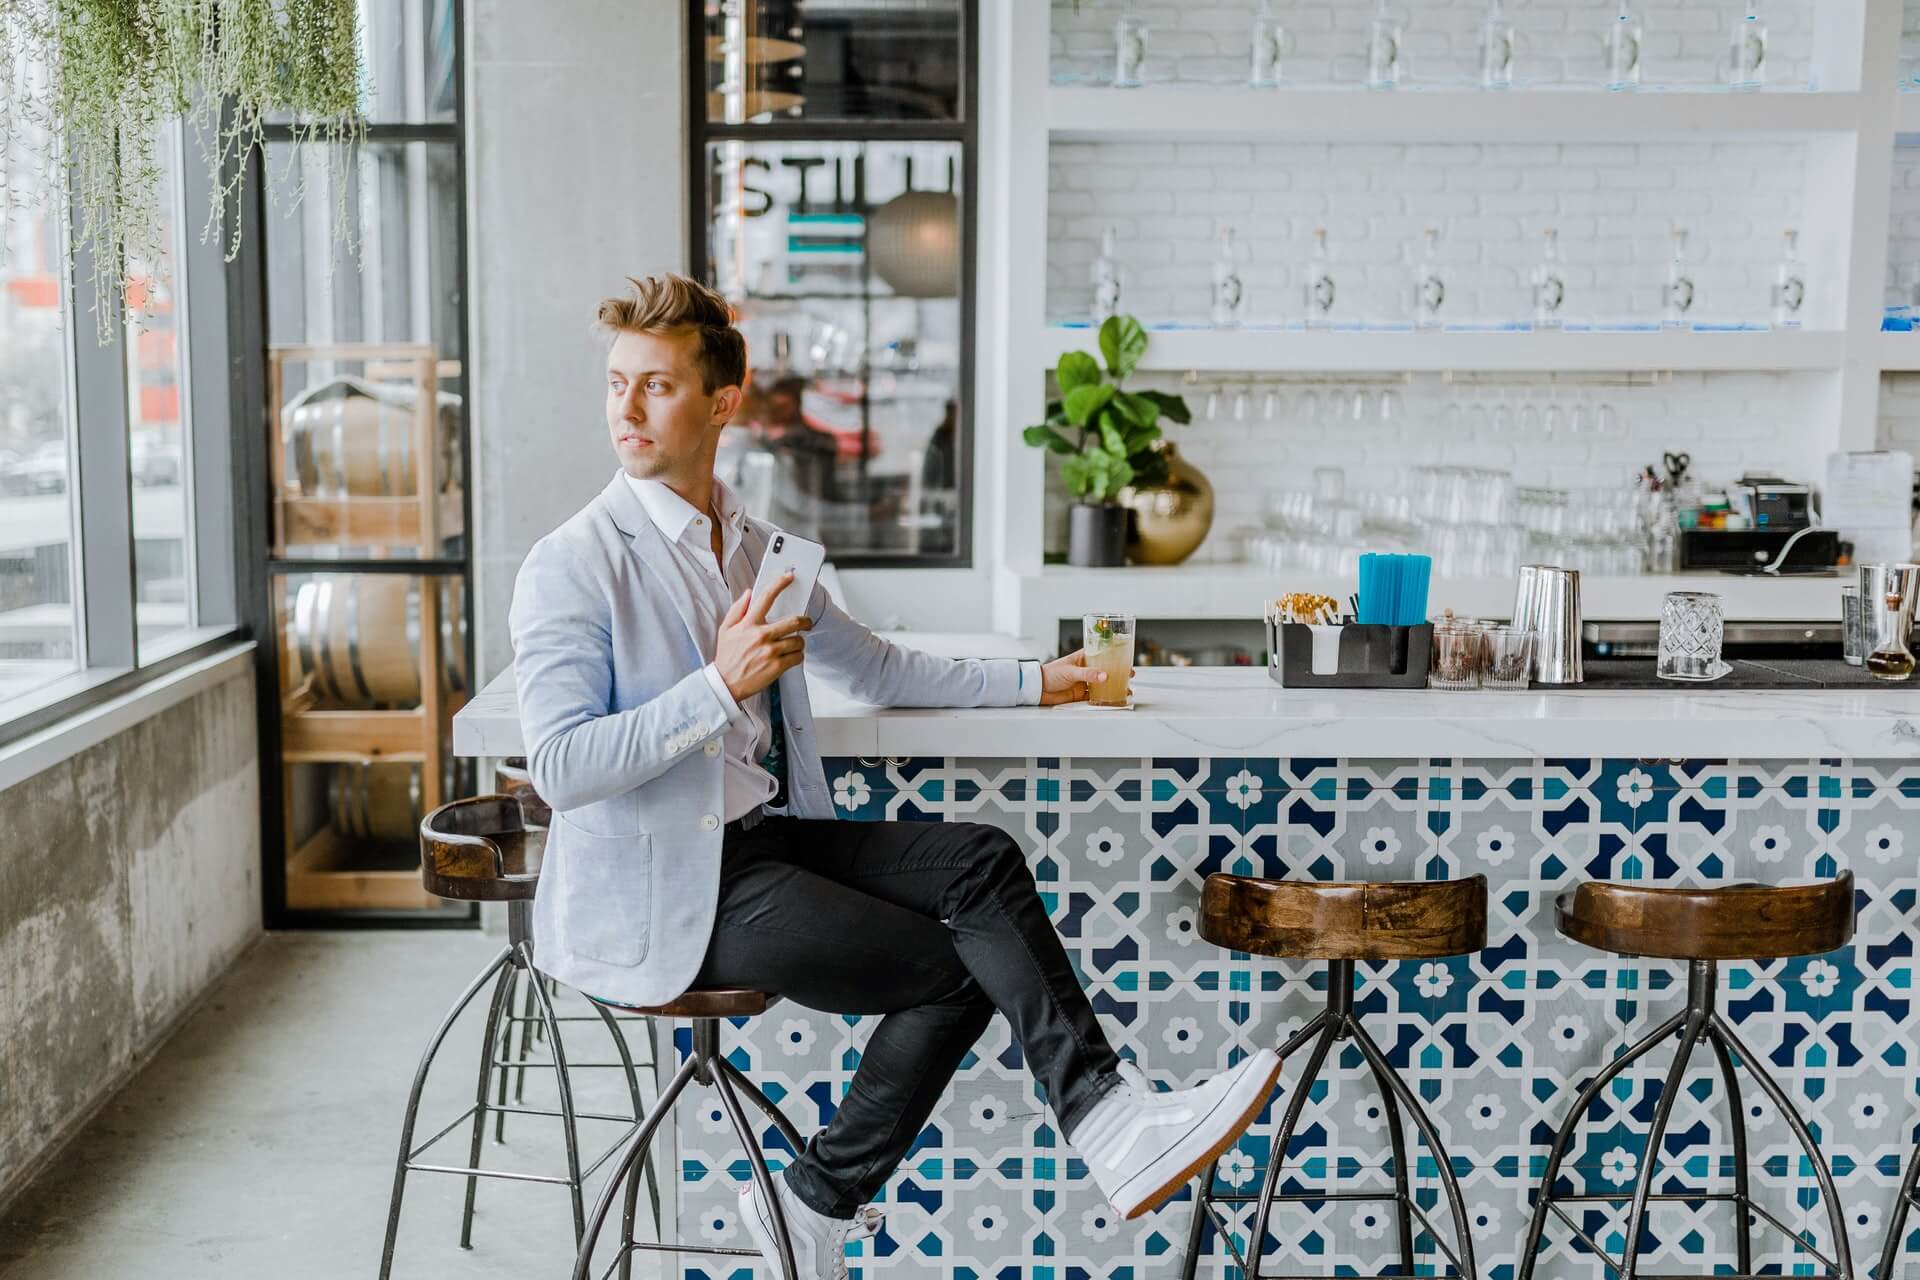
[684, 0, 979, 570]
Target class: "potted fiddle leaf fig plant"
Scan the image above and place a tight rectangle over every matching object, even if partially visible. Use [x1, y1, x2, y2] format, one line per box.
[1023, 315, 1191, 567]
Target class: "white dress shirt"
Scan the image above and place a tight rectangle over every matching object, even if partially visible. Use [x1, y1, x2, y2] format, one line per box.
[625, 472, 1046, 824]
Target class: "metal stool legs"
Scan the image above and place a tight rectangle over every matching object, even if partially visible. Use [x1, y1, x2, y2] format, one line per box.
[1516, 959, 1854, 1280]
[1877, 1138, 1920, 1279]
[376, 901, 649, 1280]
[1180, 959, 1476, 1280]
[572, 1017, 806, 1280]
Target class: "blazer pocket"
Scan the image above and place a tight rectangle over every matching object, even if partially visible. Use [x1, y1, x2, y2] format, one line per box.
[555, 816, 651, 966]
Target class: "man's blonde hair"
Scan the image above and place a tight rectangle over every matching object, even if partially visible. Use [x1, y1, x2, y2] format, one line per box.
[594, 273, 747, 394]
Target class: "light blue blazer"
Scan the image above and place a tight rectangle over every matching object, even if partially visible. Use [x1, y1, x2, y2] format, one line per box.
[508, 469, 1030, 1007]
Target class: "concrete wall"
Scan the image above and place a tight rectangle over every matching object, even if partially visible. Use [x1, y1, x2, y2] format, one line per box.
[0, 668, 261, 1208]
[466, 0, 689, 683]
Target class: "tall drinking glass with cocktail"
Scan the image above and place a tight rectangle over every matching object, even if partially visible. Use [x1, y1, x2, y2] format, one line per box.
[1083, 613, 1136, 708]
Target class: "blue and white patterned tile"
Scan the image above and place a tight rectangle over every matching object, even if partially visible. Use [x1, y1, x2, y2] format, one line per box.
[683, 756, 1920, 1278]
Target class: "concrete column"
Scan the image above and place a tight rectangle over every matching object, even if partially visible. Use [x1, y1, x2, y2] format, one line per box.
[466, 0, 687, 682]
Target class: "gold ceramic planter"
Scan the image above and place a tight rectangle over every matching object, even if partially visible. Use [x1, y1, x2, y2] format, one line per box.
[1119, 442, 1213, 565]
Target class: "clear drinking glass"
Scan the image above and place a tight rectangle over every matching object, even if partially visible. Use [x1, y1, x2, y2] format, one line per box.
[1481, 627, 1536, 689]
[1841, 583, 1865, 667]
[1430, 620, 1484, 690]
[1115, 15, 1149, 88]
[1084, 613, 1137, 707]
[1657, 591, 1726, 681]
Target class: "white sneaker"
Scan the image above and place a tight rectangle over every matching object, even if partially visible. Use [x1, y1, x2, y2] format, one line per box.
[1070, 1050, 1282, 1221]
[739, 1172, 883, 1279]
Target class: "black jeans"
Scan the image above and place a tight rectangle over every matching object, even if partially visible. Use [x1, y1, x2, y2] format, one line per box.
[691, 815, 1123, 1218]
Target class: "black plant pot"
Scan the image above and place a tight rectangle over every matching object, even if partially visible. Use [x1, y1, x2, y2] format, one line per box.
[1068, 502, 1130, 568]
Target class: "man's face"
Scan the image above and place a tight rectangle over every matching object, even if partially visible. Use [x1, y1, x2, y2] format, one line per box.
[605, 327, 739, 483]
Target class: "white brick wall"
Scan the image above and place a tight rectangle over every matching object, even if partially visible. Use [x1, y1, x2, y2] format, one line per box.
[1880, 374, 1920, 454]
[1888, 147, 1920, 305]
[1047, 137, 1807, 325]
[1049, 0, 1818, 89]
[1042, 366, 1834, 560]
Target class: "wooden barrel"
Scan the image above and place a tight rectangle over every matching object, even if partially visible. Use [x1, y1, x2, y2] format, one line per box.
[328, 761, 422, 843]
[285, 381, 460, 498]
[285, 574, 467, 709]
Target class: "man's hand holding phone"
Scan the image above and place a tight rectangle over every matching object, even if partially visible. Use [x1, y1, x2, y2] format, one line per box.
[715, 571, 811, 702]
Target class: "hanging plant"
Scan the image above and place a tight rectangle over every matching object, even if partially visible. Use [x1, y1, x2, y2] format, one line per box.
[0, 0, 367, 341]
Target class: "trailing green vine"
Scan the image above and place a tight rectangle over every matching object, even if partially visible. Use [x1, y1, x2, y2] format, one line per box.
[1, 0, 366, 342]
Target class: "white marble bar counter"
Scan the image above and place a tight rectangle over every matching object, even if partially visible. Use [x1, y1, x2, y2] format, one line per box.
[455, 664, 1920, 762]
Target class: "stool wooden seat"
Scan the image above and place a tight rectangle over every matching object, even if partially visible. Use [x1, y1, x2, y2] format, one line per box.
[1201, 874, 1487, 960]
[1184, 874, 1487, 1279]
[419, 795, 543, 901]
[1554, 874, 1854, 961]
[593, 988, 779, 1020]
[1517, 872, 1859, 1280]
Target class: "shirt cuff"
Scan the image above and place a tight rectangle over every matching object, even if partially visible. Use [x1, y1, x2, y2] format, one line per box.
[1017, 659, 1045, 706]
[701, 662, 746, 726]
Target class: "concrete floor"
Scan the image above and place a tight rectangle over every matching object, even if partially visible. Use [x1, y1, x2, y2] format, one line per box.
[0, 932, 671, 1279]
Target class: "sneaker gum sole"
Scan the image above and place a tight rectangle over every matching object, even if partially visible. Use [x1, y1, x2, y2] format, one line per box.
[1116, 1054, 1286, 1221]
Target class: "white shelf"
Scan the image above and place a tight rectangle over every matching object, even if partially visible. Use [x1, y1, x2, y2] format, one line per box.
[1019, 565, 1847, 625]
[1048, 86, 1865, 143]
[1037, 327, 1848, 374]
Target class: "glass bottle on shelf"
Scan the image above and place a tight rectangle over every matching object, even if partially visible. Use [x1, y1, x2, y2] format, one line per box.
[1413, 227, 1445, 329]
[1115, 13, 1148, 88]
[1250, 0, 1284, 89]
[1211, 227, 1245, 328]
[1305, 227, 1336, 329]
[1367, 0, 1401, 90]
[1092, 226, 1122, 325]
[1479, 0, 1514, 90]
[1605, 2, 1642, 90]
[1663, 228, 1695, 328]
[1531, 228, 1566, 329]
[1727, 1, 1766, 90]
[1771, 228, 1806, 329]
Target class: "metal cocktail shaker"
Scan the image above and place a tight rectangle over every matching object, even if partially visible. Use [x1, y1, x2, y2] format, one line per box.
[1513, 564, 1583, 684]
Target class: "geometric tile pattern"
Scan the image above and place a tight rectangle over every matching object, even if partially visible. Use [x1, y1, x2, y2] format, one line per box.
[670, 755, 1920, 1279]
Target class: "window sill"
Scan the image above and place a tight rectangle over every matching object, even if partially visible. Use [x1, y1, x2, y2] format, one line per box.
[0, 634, 256, 792]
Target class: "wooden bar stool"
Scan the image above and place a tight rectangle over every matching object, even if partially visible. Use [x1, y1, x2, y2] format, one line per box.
[377, 796, 652, 1280]
[569, 989, 810, 1280]
[1180, 873, 1488, 1280]
[486, 759, 654, 1146]
[1516, 874, 1858, 1280]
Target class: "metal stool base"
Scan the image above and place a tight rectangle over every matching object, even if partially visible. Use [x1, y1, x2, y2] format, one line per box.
[377, 901, 656, 1280]
[1877, 1141, 1920, 1279]
[1181, 959, 1477, 1280]
[571, 1016, 806, 1280]
[1517, 958, 1854, 1280]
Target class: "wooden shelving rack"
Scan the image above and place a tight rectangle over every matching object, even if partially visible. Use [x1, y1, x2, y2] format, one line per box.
[268, 342, 467, 912]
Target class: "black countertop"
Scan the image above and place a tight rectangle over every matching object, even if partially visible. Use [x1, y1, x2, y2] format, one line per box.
[1579, 656, 1899, 690]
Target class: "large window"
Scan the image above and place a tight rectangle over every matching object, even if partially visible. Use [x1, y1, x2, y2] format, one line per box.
[692, 0, 976, 565]
[0, 52, 232, 736]
[0, 83, 77, 704]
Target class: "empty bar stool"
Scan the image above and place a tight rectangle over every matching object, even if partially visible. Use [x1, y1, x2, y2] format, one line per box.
[571, 988, 834, 1280]
[378, 795, 652, 1280]
[1181, 873, 1487, 1280]
[1516, 874, 1857, 1280]
[487, 759, 654, 1146]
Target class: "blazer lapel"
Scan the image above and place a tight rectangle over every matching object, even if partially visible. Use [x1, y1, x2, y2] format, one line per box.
[597, 470, 715, 663]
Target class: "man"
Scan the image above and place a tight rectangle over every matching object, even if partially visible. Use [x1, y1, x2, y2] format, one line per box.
[508, 274, 1280, 1276]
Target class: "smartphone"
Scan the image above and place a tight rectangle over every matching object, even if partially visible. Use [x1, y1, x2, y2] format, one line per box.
[750, 530, 826, 624]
